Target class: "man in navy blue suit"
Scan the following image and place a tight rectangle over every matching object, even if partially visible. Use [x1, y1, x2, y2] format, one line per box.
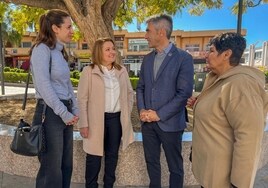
[136, 14, 194, 188]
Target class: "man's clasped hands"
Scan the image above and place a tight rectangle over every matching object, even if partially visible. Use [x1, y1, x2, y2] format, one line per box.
[139, 109, 160, 122]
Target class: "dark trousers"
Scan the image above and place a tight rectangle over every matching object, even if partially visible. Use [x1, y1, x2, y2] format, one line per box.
[142, 122, 184, 188]
[85, 112, 122, 188]
[33, 100, 73, 188]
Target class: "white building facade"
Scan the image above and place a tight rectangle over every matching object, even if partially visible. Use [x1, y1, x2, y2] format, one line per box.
[243, 41, 268, 67]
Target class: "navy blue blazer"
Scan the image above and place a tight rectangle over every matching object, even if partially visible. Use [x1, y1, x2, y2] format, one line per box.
[136, 44, 194, 132]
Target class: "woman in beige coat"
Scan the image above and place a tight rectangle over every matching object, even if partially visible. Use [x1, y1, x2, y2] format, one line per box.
[77, 37, 134, 188]
[188, 32, 268, 188]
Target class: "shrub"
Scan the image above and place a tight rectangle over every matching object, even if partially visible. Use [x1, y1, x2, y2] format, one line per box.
[72, 70, 80, 79]
[4, 72, 32, 83]
[4, 67, 11, 72]
[257, 66, 268, 83]
[3, 68, 138, 89]
[130, 77, 139, 90]
[70, 78, 79, 87]
[70, 71, 74, 78]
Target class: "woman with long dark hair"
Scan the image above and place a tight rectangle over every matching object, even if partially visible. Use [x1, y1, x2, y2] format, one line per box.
[30, 9, 79, 188]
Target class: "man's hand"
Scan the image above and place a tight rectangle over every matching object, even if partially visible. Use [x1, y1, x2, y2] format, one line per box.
[139, 109, 148, 122]
[147, 109, 160, 122]
[139, 109, 160, 122]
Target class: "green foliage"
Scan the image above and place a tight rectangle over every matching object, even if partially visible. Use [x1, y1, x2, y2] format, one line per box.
[72, 24, 83, 42]
[3, 69, 30, 83]
[0, 2, 8, 22]
[114, 0, 223, 28]
[258, 66, 268, 83]
[7, 67, 25, 73]
[4, 67, 139, 89]
[4, 68, 79, 87]
[1, 0, 267, 39]
[130, 77, 139, 90]
[3, 66, 11, 72]
[70, 78, 79, 87]
[0, 3, 21, 46]
[18, 72, 29, 82]
[231, 0, 268, 15]
[71, 70, 81, 79]
[9, 5, 46, 34]
[4, 72, 20, 83]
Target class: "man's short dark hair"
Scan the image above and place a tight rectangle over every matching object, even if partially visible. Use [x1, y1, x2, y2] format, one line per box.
[146, 14, 173, 39]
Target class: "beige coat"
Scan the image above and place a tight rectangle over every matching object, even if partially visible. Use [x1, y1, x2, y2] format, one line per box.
[77, 65, 134, 156]
[192, 65, 268, 188]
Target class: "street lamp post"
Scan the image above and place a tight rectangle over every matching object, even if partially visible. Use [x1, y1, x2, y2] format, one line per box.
[0, 22, 5, 95]
[237, 0, 243, 35]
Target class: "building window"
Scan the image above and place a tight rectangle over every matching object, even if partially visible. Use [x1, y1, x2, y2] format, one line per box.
[115, 36, 124, 41]
[66, 42, 77, 49]
[255, 51, 262, 59]
[11, 49, 17, 54]
[21, 42, 32, 48]
[139, 44, 149, 51]
[185, 44, 200, 52]
[115, 41, 123, 49]
[82, 43, 88, 49]
[170, 36, 175, 44]
[128, 39, 150, 52]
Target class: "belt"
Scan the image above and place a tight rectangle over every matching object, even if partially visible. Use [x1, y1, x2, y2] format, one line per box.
[104, 112, 121, 118]
[60, 99, 73, 106]
[37, 99, 72, 106]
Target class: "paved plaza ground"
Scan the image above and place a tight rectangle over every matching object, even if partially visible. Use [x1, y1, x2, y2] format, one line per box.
[1, 163, 268, 188]
[1, 85, 268, 187]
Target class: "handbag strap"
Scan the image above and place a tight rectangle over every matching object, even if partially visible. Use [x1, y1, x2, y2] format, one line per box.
[41, 103, 47, 123]
[22, 53, 52, 111]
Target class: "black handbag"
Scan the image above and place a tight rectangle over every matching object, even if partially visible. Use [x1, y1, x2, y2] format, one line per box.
[10, 72, 47, 156]
[10, 119, 45, 156]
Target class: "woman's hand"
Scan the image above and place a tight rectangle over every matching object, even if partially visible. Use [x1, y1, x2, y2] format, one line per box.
[79, 127, 89, 138]
[66, 115, 79, 126]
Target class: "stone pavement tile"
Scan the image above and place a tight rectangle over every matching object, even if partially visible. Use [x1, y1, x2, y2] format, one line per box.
[0, 171, 200, 188]
[67, 184, 198, 188]
[0, 172, 3, 187]
[254, 180, 268, 188]
[71, 182, 84, 188]
[1, 173, 35, 188]
[254, 163, 268, 188]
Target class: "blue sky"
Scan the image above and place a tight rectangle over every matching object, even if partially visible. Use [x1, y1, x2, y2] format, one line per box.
[125, 0, 268, 48]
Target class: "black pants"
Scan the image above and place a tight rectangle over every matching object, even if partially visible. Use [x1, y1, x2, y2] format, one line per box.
[34, 99, 73, 188]
[85, 112, 122, 188]
[142, 122, 184, 188]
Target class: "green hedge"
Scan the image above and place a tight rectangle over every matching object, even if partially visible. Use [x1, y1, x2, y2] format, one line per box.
[130, 77, 139, 90]
[70, 78, 79, 87]
[4, 72, 31, 83]
[3, 68, 139, 89]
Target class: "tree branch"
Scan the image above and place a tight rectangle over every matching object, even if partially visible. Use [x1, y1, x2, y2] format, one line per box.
[102, 0, 123, 23]
[63, 0, 85, 19]
[64, 0, 89, 16]
[2, 0, 66, 10]
[102, 0, 123, 37]
[247, 0, 262, 7]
